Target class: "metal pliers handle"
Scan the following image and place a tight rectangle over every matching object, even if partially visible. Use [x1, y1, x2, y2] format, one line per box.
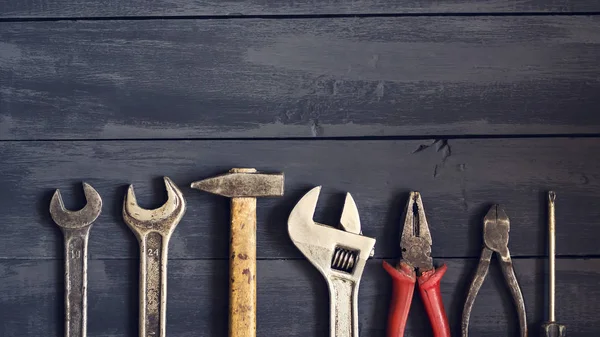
[383, 261, 451, 337]
[461, 205, 527, 337]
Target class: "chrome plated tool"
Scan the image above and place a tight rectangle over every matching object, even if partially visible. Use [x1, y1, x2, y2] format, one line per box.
[288, 186, 376, 337]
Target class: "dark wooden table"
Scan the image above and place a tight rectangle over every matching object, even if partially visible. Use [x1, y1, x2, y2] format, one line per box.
[1, 1, 600, 336]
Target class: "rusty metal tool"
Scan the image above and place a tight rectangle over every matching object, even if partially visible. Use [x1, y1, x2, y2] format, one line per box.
[288, 186, 376, 337]
[191, 168, 284, 337]
[462, 205, 527, 337]
[382, 192, 450, 337]
[123, 177, 186, 337]
[542, 191, 566, 337]
[50, 183, 102, 337]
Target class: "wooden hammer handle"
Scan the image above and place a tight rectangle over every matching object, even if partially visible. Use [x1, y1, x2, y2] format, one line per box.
[229, 197, 257, 337]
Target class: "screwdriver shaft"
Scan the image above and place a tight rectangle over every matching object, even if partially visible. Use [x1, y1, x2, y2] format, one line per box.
[548, 191, 556, 322]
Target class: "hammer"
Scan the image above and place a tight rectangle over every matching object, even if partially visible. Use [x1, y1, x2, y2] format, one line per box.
[191, 168, 284, 337]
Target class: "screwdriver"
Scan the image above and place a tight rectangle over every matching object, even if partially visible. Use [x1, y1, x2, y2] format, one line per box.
[542, 191, 566, 337]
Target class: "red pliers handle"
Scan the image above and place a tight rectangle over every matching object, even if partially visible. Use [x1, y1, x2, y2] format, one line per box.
[383, 261, 451, 337]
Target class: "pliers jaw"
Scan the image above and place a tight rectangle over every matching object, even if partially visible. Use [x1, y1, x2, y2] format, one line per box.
[384, 192, 451, 337]
[400, 191, 433, 274]
[483, 204, 510, 259]
[462, 204, 527, 337]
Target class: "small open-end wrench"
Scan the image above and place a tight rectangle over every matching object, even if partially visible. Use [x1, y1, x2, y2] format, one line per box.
[288, 186, 376, 337]
[122, 177, 186, 337]
[50, 182, 102, 337]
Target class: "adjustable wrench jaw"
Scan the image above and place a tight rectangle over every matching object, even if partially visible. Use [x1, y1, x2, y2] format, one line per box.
[288, 186, 376, 337]
[288, 186, 376, 281]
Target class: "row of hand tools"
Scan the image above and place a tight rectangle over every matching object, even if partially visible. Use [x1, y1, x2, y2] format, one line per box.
[48, 168, 564, 337]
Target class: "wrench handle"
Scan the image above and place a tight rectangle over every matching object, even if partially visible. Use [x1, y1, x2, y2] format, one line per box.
[418, 264, 451, 337]
[63, 227, 91, 337]
[139, 232, 169, 337]
[230, 197, 257, 337]
[328, 276, 360, 337]
[383, 261, 416, 337]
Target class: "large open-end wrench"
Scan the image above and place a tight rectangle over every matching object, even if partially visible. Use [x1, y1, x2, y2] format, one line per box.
[123, 177, 186, 337]
[288, 186, 376, 337]
[50, 183, 102, 337]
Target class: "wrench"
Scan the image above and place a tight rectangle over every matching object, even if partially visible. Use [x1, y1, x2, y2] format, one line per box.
[122, 177, 186, 337]
[288, 186, 376, 337]
[50, 182, 102, 337]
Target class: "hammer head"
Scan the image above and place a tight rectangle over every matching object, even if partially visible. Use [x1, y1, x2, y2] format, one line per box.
[190, 168, 284, 198]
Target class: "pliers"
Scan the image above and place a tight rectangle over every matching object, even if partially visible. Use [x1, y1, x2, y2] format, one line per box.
[461, 205, 527, 337]
[382, 192, 451, 337]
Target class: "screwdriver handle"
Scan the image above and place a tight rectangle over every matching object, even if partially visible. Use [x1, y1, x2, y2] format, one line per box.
[418, 264, 451, 337]
[542, 322, 566, 337]
[383, 261, 416, 337]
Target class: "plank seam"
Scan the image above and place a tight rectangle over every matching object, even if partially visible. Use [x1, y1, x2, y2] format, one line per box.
[1, 11, 600, 23]
[1, 133, 600, 143]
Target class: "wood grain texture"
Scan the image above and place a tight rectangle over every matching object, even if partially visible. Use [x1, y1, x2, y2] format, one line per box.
[0, 258, 597, 336]
[229, 197, 257, 337]
[2, 17, 600, 139]
[1, 0, 600, 18]
[1, 138, 599, 259]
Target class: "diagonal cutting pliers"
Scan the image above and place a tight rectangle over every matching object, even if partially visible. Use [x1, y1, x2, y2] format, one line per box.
[382, 192, 451, 337]
[461, 205, 527, 337]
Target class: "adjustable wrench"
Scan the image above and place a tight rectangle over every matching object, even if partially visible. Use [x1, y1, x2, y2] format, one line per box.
[122, 177, 186, 337]
[50, 183, 102, 337]
[288, 186, 376, 337]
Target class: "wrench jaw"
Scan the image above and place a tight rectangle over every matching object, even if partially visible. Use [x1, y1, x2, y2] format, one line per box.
[288, 186, 376, 337]
[50, 182, 102, 230]
[288, 187, 376, 279]
[122, 177, 186, 237]
[340, 193, 361, 234]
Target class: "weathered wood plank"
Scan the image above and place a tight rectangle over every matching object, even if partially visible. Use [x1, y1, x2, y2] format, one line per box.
[1, 0, 600, 18]
[1, 138, 599, 259]
[1, 17, 600, 139]
[1, 258, 598, 336]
